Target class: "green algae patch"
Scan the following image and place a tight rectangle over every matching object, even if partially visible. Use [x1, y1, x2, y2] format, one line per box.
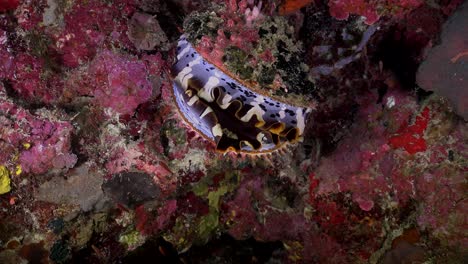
[119, 230, 145, 250]
[165, 169, 242, 251]
[195, 171, 240, 243]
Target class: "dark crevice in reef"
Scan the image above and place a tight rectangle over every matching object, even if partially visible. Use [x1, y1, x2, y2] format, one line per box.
[69, 132, 88, 168]
[72, 234, 286, 264]
[183, 235, 283, 264]
[122, 237, 181, 263]
[2, 80, 17, 99]
[1, 80, 46, 110]
[415, 87, 434, 102]
[372, 26, 425, 90]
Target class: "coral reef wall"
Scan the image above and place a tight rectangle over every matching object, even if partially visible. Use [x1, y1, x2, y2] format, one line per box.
[0, 0, 466, 263]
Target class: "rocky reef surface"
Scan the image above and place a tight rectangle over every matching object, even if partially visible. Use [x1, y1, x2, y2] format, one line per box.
[0, 0, 466, 263]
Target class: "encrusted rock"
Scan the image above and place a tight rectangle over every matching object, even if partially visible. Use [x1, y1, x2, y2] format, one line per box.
[417, 1, 468, 120]
[102, 171, 161, 209]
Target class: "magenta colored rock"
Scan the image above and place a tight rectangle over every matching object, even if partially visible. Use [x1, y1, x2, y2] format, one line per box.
[314, 89, 419, 207]
[89, 51, 153, 115]
[0, 27, 64, 104]
[11, 54, 57, 103]
[302, 232, 348, 263]
[413, 121, 467, 248]
[0, 96, 77, 175]
[156, 199, 177, 229]
[355, 196, 374, 211]
[328, 0, 380, 24]
[18, 119, 76, 174]
[328, 0, 423, 25]
[224, 177, 263, 239]
[416, 1, 468, 120]
[0, 50, 14, 80]
[0, 30, 13, 79]
[19, 143, 77, 175]
[54, 0, 135, 68]
[0, 0, 20, 12]
[15, 0, 45, 30]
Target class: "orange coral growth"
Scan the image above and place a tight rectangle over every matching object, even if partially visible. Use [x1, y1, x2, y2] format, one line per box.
[279, 0, 314, 15]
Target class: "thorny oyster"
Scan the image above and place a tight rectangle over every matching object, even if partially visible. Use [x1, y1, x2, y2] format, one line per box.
[170, 2, 314, 154]
[171, 35, 311, 153]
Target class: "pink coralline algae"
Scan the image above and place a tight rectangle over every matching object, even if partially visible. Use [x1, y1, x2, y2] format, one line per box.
[190, 1, 261, 71]
[313, 89, 420, 207]
[103, 141, 174, 193]
[63, 50, 164, 116]
[411, 106, 467, 248]
[328, 0, 423, 24]
[0, 92, 77, 175]
[221, 171, 351, 263]
[0, 0, 466, 262]
[0, 32, 14, 79]
[0, 27, 64, 104]
[10, 54, 63, 104]
[89, 51, 153, 116]
[19, 132, 77, 175]
[388, 107, 429, 154]
[135, 199, 178, 235]
[95, 113, 175, 195]
[0, 0, 19, 12]
[52, 0, 135, 68]
[309, 86, 467, 252]
[328, 0, 380, 24]
[61, 49, 155, 116]
[14, 0, 45, 30]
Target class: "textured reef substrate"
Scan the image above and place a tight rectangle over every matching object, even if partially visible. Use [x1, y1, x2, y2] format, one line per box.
[0, 0, 466, 263]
